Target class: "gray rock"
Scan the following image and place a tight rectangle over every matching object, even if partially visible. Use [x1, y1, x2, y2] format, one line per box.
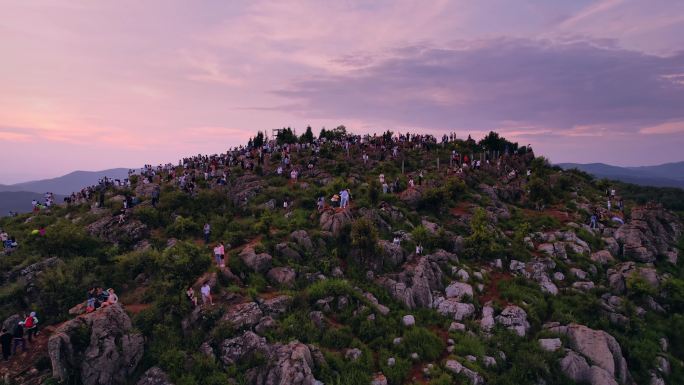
[49, 304, 143, 385]
[495, 305, 530, 337]
[221, 302, 264, 330]
[445, 281, 474, 300]
[539, 338, 562, 352]
[345, 348, 362, 361]
[402, 315, 415, 327]
[267, 267, 296, 287]
[239, 247, 272, 273]
[434, 298, 475, 321]
[136, 367, 173, 385]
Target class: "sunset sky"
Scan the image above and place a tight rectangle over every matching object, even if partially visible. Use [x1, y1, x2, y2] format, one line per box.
[2, 0, 684, 183]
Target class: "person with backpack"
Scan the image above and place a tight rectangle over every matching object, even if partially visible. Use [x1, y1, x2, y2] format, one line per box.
[0, 328, 12, 361]
[24, 312, 38, 342]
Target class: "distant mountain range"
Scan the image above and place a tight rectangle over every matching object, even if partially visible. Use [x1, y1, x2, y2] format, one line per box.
[557, 161, 684, 189]
[0, 168, 129, 215]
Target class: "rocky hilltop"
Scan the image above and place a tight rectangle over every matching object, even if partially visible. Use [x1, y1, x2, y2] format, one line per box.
[0, 129, 683, 385]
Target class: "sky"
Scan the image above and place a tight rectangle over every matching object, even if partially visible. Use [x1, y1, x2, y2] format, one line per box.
[2, 0, 684, 183]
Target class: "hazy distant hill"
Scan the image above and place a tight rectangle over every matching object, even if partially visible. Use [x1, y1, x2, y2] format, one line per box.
[0, 191, 66, 215]
[558, 162, 684, 189]
[0, 168, 130, 195]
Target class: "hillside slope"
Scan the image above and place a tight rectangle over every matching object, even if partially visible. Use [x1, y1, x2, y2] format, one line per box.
[0, 131, 682, 385]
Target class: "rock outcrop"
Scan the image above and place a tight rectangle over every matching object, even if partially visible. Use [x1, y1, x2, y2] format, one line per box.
[48, 304, 144, 385]
[319, 208, 353, 235]
[547, 323, 632, 385]
[220, 331, 322, 385]
[240, 247, 273, 273]
[377, 252, 450, 309]
[87, 216, 148, 245]
[136, 367, 174, 385]
[614, 205, 681, 263]
[607, 262, 660, 294]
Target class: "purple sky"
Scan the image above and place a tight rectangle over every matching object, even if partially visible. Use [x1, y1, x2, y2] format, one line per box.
[2, 0, 684, 183]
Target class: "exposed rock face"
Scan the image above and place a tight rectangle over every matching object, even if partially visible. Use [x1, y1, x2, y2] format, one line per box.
[377, 240, 405, 268]
[220, 331, 322, 385]
[240, 247, 273, 273]
[377, 253, 448, 309]
[222, 302, 264, 330]
[607, 262, 660, 294]
[399, 188, 422, 207]
[87, 216, 148, 244]
[136, 367, 173, 385]
[509, 258, 558, 296]
[539, 338, 562, 352]
[614, 205, 682, 263]
[267, 267, 296, 287]
[434, 298, 475, 321]
[229, 174, 264, 206]
[445, 282, 473, 300]
[48, 304, 144, 385]
[548, 323, 632, 385]
[495, 305, 530, 337]
[3, 256, 62, 284]
[319, 208, 353, 235]
[290, 230, 314, 252]
[480, 303, 495, 334]
[591, 250, 615, 265]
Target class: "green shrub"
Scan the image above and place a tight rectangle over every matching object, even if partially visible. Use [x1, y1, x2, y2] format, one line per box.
[400, 327, 444, 361]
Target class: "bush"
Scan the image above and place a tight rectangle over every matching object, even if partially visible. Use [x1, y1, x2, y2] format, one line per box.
[400, 327, 444, 361]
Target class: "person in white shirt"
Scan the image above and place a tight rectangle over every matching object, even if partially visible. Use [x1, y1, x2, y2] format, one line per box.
[200, 282, 213, 305]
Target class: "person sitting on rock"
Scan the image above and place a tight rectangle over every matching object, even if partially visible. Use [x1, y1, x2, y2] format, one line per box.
[95, 287, 109, 309]
[101, 288, 118, 307]
[186, 286, 198, 307]
[86, 287, 97, 312]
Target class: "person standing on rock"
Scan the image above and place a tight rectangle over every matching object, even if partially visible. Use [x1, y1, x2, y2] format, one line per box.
[213, 242, 225, 268]
[203, 223, 211, 244]
[24, 312, 38, 342]
[0, 328, 11, 361]
[200, 282, 213, 305]
[11, 321, 26, 355]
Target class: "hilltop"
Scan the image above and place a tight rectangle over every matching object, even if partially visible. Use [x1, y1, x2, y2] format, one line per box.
[0, 128, 683, 385]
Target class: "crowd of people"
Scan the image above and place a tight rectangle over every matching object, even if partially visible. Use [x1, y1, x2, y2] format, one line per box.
[1, 312, 39, 361]
[85, 287, 118, 312]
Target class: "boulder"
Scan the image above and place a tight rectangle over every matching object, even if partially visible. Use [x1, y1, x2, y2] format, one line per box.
[48, 304, 144, 385]
[480, 304, 495, 334]
[495, 305, 530, 337]
[377, 240, 405, 268]
[87, 216, 148, 245]
[319, 208, 353, 235]
[402, 315, 415, 327]
[260, 295, 293, 317]
[614, 205, 682, 263]
[136, 367, 173, 385]
[290, 230, 314, 252]
[591, 250, 615, 265]
[220, 331, 269, 365]
[548, 323, 631, 385]
[267, 267, 296, 288]
[377, 253, 446, 309]
[607, 262, 659, 294]
[434, 298, 475, 321]
[445, 282, 474, 300]
[539, 338, 562, 352]
[221, 302, 264, 330]
[239, 247, 273, 273]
